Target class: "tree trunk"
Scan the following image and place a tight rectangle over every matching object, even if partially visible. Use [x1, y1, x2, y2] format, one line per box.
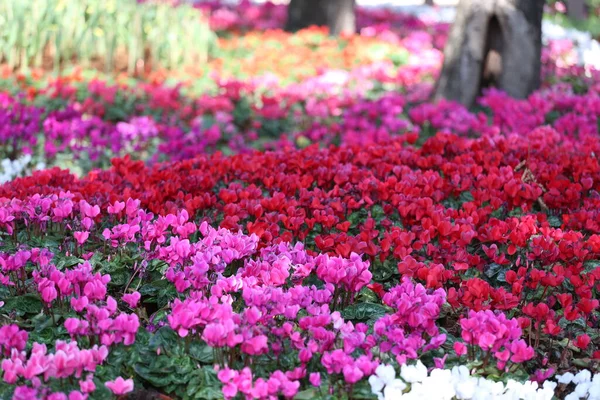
[425, 0, 435, 5]
[566, 0, 587, 20]
[433, 0, 545, 107]
[285, 0, 328, 32]
[329, 0, 356, 36]
[285, 0, 356, 36]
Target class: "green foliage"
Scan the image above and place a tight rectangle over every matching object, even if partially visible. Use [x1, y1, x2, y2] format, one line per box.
[2, 293, 43, 317]
[125, 327, 221, 399]
[0, 0, 216, 73]
[442, 191, 474, 210]
[342, 302, 390, 323]
[370, 259, 397, 282]
[547, 214, 563, 228]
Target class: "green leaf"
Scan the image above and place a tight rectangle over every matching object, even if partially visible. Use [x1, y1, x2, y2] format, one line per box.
[547, 215, 562, 228]
[459, 191, 474, 203]
[2, 294, 43, 316]
[107, 269, 130, 287]
[56, 255, 84, 270]
[371, 259, 396, 282]
[342, 302, 389, 321]
[583, 260, 600, 273]
[189, 342, 214, 364]
[484, 263, 503, 279]
[194, 386, 222, 400]
[134, 362, 174, 388]
[149, 326, 182, 354]
[371, 205, 385, 221]
[295, 389, 318, 400]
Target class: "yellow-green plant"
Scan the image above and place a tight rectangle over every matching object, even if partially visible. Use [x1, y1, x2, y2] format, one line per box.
[0, 0, 216, 74]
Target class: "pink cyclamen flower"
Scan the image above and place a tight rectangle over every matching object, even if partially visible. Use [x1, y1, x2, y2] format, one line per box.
[510, 340, 534, 363]
[434, 355, 447, 369]
[478, 332, 496, 349]
[80, 376, 96, 393]
[105, 377, 134, 395]
[74, 231, 90, 245]
[40, 281, 58, 304]
[454, 342, 467, 356]
[70, 296, 89, 312]
[309, 373, 321, 387]
[122, 292, 141, 308]
[108, 201, 125, 215]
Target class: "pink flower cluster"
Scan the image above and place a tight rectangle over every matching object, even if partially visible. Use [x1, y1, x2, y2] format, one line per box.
[0, 325, 28, 358]
[161, 220, 259, 292]
[454, 310, 535, 369]
[315, 252, 372, 294]
[374, 278, 447, 364]
[166, 237, 450, 398]
[2, 341, 107, 399]
[217, 367, 300, 399]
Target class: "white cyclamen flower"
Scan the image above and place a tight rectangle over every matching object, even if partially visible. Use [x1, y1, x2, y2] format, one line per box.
[383, 379, 407, 399]
[400, 360, 428, 383]
[557, 372, 575, 385]
[377, 364, 397, 385]
[370, 364, 397, 394]
[574, 370, 592, 384]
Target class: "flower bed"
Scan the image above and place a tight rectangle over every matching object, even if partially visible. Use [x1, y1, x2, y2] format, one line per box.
[1, 1, 600, 399]
[2, 126, 600, 398]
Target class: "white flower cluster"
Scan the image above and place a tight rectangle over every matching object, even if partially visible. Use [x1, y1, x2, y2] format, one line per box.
[559, 370, 600, 400]
[369, 362, 556, 400]
[0, 155, 43, 184]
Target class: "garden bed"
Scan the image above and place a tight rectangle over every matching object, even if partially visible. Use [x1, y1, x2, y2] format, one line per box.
[1, 1, 600, 399]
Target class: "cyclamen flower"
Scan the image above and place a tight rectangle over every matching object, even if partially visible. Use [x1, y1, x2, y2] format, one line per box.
[373, 279, 446, 364]
[217, 367, 300, 399]
[105, 377, 134, 395]
[309, 373, 321, 387]
[454, 342, 467, 356]
[107, 201, 125, 215]
[73, 231, 89, 245]
[369, 364, 398, 393]
[400, 360, 428, 383]
[122, 291, 141, 308]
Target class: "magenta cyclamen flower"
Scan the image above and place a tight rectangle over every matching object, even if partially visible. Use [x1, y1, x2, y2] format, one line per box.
[74, 231, 90, 245]
[105, 376, 134, 395]
[122, 292, 141, 308]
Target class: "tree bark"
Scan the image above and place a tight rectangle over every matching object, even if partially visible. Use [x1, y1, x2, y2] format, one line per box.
[433, 0, 546, 107]
[285, 0, 328, 32]
[329, 0, 356, 36]
[566, 0, 587, 20]
[285, 0, 356, 36]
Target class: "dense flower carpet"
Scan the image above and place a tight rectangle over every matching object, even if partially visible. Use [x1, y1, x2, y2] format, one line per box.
[1, 1, 600, 399]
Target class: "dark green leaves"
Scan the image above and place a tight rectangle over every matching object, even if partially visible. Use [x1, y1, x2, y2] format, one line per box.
[1, 293, 43, 316]
[342, 302, 389, 322]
